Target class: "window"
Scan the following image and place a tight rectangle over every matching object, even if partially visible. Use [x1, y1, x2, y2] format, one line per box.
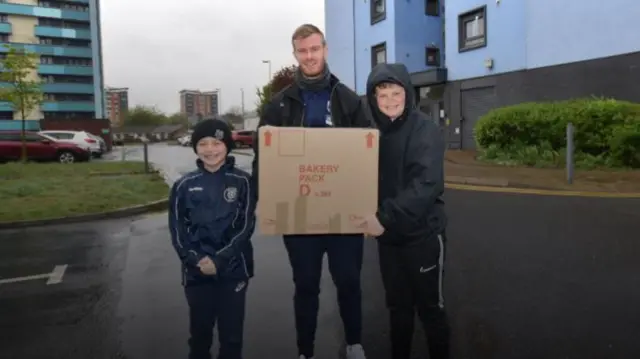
[371, 0, 386, 24]
[425, 0, 439, 16]
[371, 43, 386, 68]
[426, 47, 440, 66]
[458, 6, 486, 51]
[56, 133, 75, 140]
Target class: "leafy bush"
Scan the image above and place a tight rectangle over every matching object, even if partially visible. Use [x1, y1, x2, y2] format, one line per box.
[475, 98, 640, 168]
[609, 122, 640, 167]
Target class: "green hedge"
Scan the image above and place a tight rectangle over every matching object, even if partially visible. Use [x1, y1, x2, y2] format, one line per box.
[475, 98, 640, 168]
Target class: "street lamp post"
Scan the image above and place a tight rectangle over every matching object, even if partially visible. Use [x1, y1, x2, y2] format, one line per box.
[262, 60, 272, 81]
[240, 88, 245, 115]
[215, 88, 221, 116]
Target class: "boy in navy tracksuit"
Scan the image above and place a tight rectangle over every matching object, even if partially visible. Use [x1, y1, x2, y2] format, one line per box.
[169, 119, 256, 359]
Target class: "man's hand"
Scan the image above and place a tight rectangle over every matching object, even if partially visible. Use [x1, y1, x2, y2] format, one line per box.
[197, 256, 217, 276]
[352, 214, 385, 237]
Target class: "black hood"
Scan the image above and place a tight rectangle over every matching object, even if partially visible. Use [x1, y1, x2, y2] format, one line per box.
[366, 63, 415, 132]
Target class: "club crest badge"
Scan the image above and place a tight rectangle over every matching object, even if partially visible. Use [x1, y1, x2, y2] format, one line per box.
[224, 187, 238, 203]
[325, 101, 333, 126]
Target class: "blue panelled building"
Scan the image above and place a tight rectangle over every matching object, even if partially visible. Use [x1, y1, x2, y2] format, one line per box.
[325, 0, 640, 148]
[0, 0, 104, 122]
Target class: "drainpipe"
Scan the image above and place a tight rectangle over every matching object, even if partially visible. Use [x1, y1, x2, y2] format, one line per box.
[352, 0, 357, 92]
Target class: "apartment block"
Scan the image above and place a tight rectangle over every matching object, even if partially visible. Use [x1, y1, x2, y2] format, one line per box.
[0, 0, 104, 122]
[105, 86, 128, 127]
[179, 89, 219, 121]
[325, 0, 640, 148]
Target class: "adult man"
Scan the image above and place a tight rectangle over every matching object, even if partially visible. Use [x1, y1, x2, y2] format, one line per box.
[251, 24, 370, 359]
[355, 63, 450, 359]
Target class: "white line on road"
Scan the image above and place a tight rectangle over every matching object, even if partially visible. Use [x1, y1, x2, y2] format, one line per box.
[0, 273, 50, 285]
[46, 265, 68, 285]
[0, 264, 68, 285]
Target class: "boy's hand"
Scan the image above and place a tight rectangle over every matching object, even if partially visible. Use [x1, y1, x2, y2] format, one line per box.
[352, 214, 385, 237]
[197, 256, 217, 275]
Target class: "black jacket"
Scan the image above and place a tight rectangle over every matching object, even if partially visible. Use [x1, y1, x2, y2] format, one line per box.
[251, 74, 372, 199]
[366, 63, 447, 245]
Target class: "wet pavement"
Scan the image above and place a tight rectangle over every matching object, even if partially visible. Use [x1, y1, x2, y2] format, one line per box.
[103, 143, 253, 184]
[0, 218, 133, 359]
[1, 145, 640, 359]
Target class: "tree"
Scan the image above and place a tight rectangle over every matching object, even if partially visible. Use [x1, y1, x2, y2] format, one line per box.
[126, 105, 168, 126]
[255, 65, 297, 116]
[0, 45, 43, 162]
[167, 112, 188, 126]
[221, 106, 244, 130]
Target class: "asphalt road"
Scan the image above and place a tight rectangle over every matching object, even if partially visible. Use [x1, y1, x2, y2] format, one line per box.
[1, 145, 639, 359]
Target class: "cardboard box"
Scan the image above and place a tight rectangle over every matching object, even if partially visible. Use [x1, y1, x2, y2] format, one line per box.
[257, 126, 379, 235]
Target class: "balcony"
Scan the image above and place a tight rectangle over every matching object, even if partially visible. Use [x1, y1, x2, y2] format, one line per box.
[0, 81, 94, 94]
[39, 64, 93, 76]
[41, 101, 94, 112]
[0, 102, 13, 111]
[0, 42, 92, 58]
[0, 3, 90, 22]
[41, 83, 94, 94]
[0, 22, 11, 34]
[35, 26, 91, 40]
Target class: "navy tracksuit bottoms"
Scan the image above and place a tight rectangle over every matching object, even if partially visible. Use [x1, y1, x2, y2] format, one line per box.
[284, 234, 364, 358]
[184, 279, 248, 359]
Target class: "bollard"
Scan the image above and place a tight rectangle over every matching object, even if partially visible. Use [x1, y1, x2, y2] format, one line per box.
[143, 142, 149, 173]
[566, 122, 574, 184]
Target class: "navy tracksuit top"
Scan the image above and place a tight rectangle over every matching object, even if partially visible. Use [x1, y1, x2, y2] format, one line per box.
[168, 157, 256, 285]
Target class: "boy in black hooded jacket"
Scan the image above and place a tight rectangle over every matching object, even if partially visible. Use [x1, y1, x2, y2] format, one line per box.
[353, 63, 451, 359]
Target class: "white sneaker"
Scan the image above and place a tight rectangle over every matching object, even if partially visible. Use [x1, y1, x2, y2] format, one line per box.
[346, 344, 366, 359]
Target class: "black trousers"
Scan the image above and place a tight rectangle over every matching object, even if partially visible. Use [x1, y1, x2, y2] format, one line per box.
[378, 234, 451, 359]
[284, 234, 364, 358]
[184, 279, 248, 359]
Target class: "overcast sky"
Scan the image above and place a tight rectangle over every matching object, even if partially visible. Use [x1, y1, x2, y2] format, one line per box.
[101, 0, 325, 115]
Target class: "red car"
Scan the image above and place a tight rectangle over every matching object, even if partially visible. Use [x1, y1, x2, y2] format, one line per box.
[232, 130, 255, 148]
[0, 130, 91, 163]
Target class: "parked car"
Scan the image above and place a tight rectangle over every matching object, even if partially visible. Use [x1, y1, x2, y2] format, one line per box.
[89, 134, 107, 153]
[232, 130, 255, 148]
[178, 134, 191, 146]
[39, 130, 103, 158]
[0, 131, 91, 163]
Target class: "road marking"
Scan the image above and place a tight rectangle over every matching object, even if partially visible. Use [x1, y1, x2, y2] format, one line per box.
[46, 265, 68, 285]
[446, 183, 640, 199]
[0, 264, 68, 286]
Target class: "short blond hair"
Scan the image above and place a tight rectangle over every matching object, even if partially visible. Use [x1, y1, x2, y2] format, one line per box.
[291, 24, 326, 48]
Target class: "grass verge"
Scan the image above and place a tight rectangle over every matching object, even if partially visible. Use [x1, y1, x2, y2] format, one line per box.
[0, 161, 169, 223]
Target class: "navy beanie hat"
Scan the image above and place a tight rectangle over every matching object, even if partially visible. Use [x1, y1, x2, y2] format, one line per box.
[191, 119, 235, 153]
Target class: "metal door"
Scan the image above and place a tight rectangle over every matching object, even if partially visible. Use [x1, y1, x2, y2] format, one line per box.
[460, 87, 497, 149]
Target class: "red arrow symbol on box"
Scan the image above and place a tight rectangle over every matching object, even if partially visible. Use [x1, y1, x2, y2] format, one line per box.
[365, 132, 374, 148]
[264, 130, 272, 147]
